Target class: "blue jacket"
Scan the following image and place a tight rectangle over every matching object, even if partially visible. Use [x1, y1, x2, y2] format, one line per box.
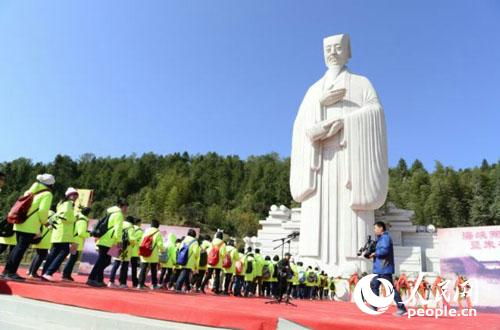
[373, 231, 395, 274]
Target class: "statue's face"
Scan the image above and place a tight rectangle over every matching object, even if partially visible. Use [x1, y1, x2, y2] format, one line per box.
[323, 34, 350, 68]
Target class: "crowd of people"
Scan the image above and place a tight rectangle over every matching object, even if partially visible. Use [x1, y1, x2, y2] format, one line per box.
[0, 172, 473, 311]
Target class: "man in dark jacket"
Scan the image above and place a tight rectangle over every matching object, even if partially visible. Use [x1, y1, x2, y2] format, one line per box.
[370, 221, 407, 316]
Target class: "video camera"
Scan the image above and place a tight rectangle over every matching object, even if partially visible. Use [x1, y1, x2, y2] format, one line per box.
[357, 235, 377, 259]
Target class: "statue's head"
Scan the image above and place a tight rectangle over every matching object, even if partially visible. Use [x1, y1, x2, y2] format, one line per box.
[323, 34, 351, 68]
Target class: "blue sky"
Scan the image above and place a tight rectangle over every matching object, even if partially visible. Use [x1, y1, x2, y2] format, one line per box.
[0, 1, 499, 170]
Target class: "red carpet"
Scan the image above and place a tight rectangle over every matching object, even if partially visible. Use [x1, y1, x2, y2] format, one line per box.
[1, 270, 499, 330]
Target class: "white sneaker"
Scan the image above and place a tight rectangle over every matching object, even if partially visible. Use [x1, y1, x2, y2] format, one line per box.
[42, 274, 53, 282]
[107, 282, 118, 288]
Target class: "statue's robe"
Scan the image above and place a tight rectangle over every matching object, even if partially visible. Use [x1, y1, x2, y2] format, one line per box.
[290, 67, 388, 271]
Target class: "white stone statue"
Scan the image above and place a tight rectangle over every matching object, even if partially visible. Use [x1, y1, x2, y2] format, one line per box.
[290, 34, 388, 275]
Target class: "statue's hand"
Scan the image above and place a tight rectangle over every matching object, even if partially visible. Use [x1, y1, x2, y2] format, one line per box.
[320, 88, 346, 107]
[324, 120, 343, 139]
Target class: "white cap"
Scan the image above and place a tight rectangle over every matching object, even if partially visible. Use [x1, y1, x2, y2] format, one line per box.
[36, 174, 55, 186]
[65, 187, 79, 197]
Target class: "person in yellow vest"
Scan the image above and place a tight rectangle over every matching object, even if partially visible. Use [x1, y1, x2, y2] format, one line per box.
[243, 247, 256, 297]
[108, 215, 138, 288]
[130, 217, 143, 288]
[159, 233, 177, 289]
[270, 255, 280, 297]
[253, 248, 265, 296]
[42, 188, 78, 282]
[200, 231, 226, 294]
[0, 171, 16, 259]
[2, 174, 54, 281]
[137, 219, 164, 290]
[287, 258, 299, 298]
[175, 229, 200, 293]
[27, 210, 55, 278]
[262, 255, 274, 297]
[87, 198, 127, 287]
[232, 247, 245, 297]
[61, 207, 91, 281]
[171, 238, 183, 285]
[305, 266, 316, 299]
[222, 239, 239, 295]
[319, 271, 328, 300]
[193, 234, 211, 292]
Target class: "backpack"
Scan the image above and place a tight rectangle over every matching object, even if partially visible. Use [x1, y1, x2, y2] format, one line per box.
[321, 276, 328, 287]
[177, 239, 196, 266]
[235, 260, 243, 275]
[262, 264, 271, 279]
[199, 248, 208, 267]
[329, 281, 336, 291]
[91, 213, 112, 238]
[307, 272, 318, 283]
[159, 250, 169, 263]
[0, 218, 14, 238]
[245, 257, 254, 274]
[7, 189, 48, 224]
[208, 246, 220, 266]
[298, 270, 307, 284]
[222, 251, 232, 269]
[139, 230, 159, 257]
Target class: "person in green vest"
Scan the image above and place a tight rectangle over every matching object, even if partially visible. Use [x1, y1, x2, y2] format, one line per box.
[159, 232, 177, 289]
[2, 174, 54, 281]
[175, 229, 200, 293]
[27, 210, 55, 278]
[42, 187, 79, 282]
[130, 217, 143, 288]
[138, 219, 164, 290]
[222, 239, 239, 295]
[243, 247, 256, 297]
[194, 234, 211, 292]
[253, 248, 265, 296]
[262, 255, 274, 297]
[87, 198, 127, 287]
[61, 207, 91, 281]
[108, 215, 138, 288]
[200, 231, 226, 294]
[171, 238, 183, 285]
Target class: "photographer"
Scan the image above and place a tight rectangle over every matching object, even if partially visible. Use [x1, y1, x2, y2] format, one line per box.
[275, 252, 292, 301]
[369, 221, 407, 316]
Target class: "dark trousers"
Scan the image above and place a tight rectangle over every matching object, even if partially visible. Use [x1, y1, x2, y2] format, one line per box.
[88, 245, 110, 283]
[175, 268, 192, 291]
[43, 242, 70, 276]
[233, 275, 244, 296]
[160, 267, 175, 287]
[193, 269, 206, 290]
[119, 261, 129, 285]
[109, 259, 121, 283]
[138, 262, 158, 287]
[0, 244, 14, 258]
[371, 274, 407, 312]
[4, 232, 35, 275]
[201, 268, 221, 293]
[244, 280, 255, 297]
[63, 251, 81, 278]
[28, 248, 48, 275]
[223, 273, 233, 294]
[298, 284, 306, 299]
[130, 257, 140, 287]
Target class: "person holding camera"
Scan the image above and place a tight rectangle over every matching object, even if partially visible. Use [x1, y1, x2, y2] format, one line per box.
[369, 221, 407, 316]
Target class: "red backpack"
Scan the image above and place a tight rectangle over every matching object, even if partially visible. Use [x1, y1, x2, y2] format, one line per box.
[222, 252, 232, 269]
[207, 246, 220, 266]
[7, 190, 48, 224]
[139, 230, 158, 257]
